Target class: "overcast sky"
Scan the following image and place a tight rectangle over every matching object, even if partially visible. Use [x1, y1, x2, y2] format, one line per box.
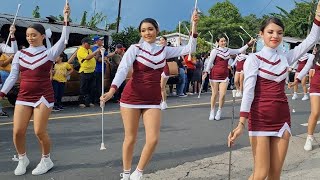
[1, 0, 305, 31]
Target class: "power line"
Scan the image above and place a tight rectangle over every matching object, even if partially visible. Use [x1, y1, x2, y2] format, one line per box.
[259, 0, 275, 16]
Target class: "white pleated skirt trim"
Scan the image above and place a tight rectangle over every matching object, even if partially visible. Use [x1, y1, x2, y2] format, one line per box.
[248, 123, 291, 137]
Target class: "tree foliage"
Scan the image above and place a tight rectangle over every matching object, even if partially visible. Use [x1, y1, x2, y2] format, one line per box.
[271, 1, 315, 38]
[111, 26, 140, 50]
[32, 5, 41, 18]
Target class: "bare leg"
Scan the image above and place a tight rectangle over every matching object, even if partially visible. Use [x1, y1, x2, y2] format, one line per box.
[160, 77, 169, 102]
[218, 82, 228, 109]
[121, 107, 142, 170]
[210, 82, 219, 110]
[240, 72, 244, 93]
[307, 96, 320, 135]
[268, 131, 290, 180]
[33, 103, 52, 155]
[234, 72, 240, 92]
[293, 73, 298, 93]
[136, 108, 161, 170]
[13, 105, 33, 154]
[301, 76, 308, 94]
[249, 136, 270, 180]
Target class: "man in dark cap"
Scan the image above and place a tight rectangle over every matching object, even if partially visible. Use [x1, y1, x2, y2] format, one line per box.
[77, 37, 101, 108]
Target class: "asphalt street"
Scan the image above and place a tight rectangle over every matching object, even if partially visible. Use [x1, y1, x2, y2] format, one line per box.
[0, 90, 318, 180]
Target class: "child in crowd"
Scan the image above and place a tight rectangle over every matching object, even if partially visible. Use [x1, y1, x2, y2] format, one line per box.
[51, 52, 73, 111]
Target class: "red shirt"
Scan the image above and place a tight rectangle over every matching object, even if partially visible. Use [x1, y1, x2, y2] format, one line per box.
[184, 55, 196, 70]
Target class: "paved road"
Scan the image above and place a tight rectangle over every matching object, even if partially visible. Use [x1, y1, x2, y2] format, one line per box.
[0, 90, 318, 180]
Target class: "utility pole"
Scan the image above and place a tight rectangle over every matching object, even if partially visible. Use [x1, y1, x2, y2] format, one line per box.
[116, 0, 122, 33]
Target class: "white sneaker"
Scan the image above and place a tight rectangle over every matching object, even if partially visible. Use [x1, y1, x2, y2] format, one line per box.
[292, 93, 298, 100]
[32, 157, 54, 175]
[130, 170, 143, 180]
[120, 173, 130, 180]
[13, 155, 30, 176]
[209, 109, 215, 121]
[304, 136, 314, 151]
[160, 101, 168, 110]
[215, 109, 222, 120]
[236, 91, 242, 98]
[302, 94, 309, 101]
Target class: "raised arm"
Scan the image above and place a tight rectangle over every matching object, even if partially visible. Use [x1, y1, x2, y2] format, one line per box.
[164, 35, 198, 59]
[47, 3, 70, 59]
[296, 54, 315, 81]
[286, 3, 320, 65]
[0, 52, 20, 97]
[164, 9, 198, 59]
[229, 38, 255, 55]
[240, 54, 259, 118]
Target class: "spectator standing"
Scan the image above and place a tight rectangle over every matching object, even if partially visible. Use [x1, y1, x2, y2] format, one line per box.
[51, 52, 73, 111]
[77, 37, 100, 108]
[0, 53, 14, 117]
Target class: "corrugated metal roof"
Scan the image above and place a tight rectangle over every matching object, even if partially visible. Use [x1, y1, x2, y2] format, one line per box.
[0, 13, 110, 36]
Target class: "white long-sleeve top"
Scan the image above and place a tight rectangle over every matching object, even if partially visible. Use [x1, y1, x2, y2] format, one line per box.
[0, 38, 18, 54]
[296, 53, 315, 80]
[240, 21, 320, 117]
[111, 35, 197, 89]
[230, 53, 249, 67]
[205, 44, 249, 73]
[0, 26, 70, 96]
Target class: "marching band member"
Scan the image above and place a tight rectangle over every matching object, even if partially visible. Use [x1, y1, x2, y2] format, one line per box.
[202, 35, 255, 121]
[291, 53, 314, 100]
[289, 47, 319, 151]
[100, 10, 199, 180]
[228, 10, 320, 179]
[0, 3, 70, 176]
[232, 51, 248, 97]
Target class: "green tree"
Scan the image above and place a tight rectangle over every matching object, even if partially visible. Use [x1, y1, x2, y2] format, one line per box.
[56, 14, 73, 22]
[271, 1, 314, 38]
[32, 5, 41, 18]
[80, 11, 87, 26]
[87, 12, 106, 29]
[111, 26, 140, 49]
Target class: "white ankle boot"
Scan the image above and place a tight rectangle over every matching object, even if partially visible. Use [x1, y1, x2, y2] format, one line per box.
[32, 157, 54, 175]
[13, 154, 30, 176]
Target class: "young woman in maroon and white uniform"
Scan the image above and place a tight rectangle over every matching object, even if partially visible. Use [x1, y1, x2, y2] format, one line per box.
[100, 11, 198, 180]
[290, 47, 319, 151]
[228, 8, 320, 179]
[232, 51, 248, 97]
[202, 35, 255, 121]
[291, 53, 314, 100]
[0, 3, 70, 176]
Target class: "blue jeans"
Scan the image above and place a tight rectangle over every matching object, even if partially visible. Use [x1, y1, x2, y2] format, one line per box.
[176, 68, 186, 95]
[0, 70, 9, 85]
[52, 80, 65, 107]
[0, 71, 9, 111]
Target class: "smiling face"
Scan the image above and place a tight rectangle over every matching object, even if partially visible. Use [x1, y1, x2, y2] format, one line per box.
[140, 22, 158, 43]
[260, 22, 284, 49]
[26, 28, 45, 47]
[218, 37, 227, 48]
